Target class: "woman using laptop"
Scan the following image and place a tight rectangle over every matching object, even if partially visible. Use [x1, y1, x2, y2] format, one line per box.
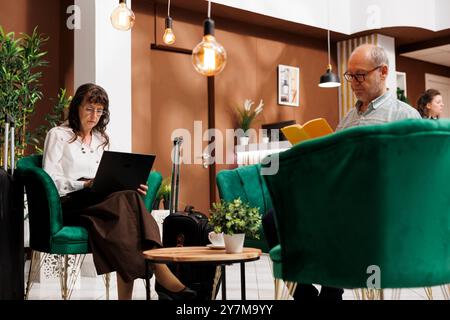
[43, 83, 195, 300]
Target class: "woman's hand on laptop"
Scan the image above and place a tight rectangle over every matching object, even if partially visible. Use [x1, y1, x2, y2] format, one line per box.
[137, 184, 148, 196]
[83, 179, 94, 188]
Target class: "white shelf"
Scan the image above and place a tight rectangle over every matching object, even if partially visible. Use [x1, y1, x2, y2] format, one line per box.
[235, 141, 292, 166]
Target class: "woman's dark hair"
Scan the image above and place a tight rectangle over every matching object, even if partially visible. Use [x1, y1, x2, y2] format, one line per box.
[67, 83, 110, 148]
[417, 89, 441, 118]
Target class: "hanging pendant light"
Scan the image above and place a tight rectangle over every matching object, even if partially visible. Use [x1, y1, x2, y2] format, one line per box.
[192, 0, 227, 77]
[163, 0, 176, 45]
[111, 0, 135, 31]
[319, 28, 341, 88]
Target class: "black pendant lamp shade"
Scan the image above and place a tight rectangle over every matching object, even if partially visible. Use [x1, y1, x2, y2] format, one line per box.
[319, 65, 341, 88]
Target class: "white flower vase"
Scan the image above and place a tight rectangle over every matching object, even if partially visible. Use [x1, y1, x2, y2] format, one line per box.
[223, 233, 245, 253]
[239, 136, 249, 145]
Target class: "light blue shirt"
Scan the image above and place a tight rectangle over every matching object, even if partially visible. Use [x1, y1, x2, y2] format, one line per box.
[336, 92, 421, 131]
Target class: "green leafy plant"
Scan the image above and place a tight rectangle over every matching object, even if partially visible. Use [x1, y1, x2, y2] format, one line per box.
[397, 87, 410, 105]
[235, 99, 264, 134]
[154, 176, 171, 209]
[209, 198, 262, 238]
[0, 26, 49, 161]
[28, 88, 72, 154]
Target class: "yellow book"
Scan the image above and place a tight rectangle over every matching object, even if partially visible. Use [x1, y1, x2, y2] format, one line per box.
[281, 118, 334, 145]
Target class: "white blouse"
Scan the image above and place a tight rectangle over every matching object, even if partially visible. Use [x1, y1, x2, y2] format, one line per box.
[43, 123, 107, 196]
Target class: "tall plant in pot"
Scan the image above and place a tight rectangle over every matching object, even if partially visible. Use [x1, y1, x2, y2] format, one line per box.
[235, 99, 264, 145]
[0, 26, 49, 162]
[209, 198, 262, 253]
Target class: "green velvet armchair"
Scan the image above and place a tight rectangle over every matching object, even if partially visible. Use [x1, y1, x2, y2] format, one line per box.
[17, 155, 162, 300]
[216, 164, 272, 252]
[262, 119, 450, 299]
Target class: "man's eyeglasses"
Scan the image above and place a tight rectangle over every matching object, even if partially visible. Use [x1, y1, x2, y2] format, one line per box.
[344, 66, 382, 83]
[85, 106, 105, 116]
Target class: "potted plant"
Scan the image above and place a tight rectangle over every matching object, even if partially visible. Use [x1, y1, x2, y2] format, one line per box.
[0, 26, 49, 161]
[396, 87, 410, 105]
[235, 99, 264, 145]
[209, 198, 262, 253]
[154, 176, 171, 210]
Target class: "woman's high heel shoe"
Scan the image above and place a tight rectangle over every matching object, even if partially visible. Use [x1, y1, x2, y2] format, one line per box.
[155, 282, 197, 300]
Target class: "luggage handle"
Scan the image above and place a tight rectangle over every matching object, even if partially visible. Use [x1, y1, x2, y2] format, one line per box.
[169, 136, 183, 215]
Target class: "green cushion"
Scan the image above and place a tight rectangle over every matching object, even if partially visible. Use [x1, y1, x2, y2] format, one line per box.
[216, 164, 272, 252]
[51, 226, 89, 254]
[270, 245, 282, 279]
[263, 119, 450, 289]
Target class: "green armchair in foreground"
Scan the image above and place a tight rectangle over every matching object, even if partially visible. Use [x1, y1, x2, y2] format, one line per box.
[263, 119, 450, 299]
[216, 164, 272, 252]
[17, 155, 162, 300]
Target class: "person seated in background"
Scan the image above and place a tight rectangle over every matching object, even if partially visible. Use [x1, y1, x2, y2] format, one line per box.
[416, 89, 444, 119]
[43, 83, 196, 300]
[263, 44, 421, 301]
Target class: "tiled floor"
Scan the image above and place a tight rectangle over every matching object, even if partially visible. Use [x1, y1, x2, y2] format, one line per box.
[26, 253, 448, 300]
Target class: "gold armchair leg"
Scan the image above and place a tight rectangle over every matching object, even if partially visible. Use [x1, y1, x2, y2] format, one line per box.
[424, 287, 433, 300]
[24, 251, 47, 300]
[103, 273, 111, 300]
[440, 285, 449, 300]
[274, 279, 283, 300]
[211, 266, 222, 300]
[391, 289, 401, 300]
[284, 281, 296, 300]
[361, 288, 381, 300]
[58, 254, 86, 300]
[273, 280, 296, 300]
[58, 255, 68, 300]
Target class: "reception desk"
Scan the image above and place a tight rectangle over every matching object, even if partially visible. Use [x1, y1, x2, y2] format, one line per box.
[235, 141, 291, 166]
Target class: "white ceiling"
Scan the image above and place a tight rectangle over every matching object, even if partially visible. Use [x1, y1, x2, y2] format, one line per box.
[401, 45, 450, 67]
[211, 0, 450, 34]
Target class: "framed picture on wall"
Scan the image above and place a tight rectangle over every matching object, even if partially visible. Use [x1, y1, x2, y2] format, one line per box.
[278, 64, 300, 107]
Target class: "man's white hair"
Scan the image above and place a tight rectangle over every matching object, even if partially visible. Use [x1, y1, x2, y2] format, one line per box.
[370, 46, 389, 67]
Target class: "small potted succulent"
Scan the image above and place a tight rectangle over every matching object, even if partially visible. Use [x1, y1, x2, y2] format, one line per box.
[209, 198, 262, 253]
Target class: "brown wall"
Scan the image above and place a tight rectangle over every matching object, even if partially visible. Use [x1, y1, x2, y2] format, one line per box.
[397, 55, 450, 108]
[0, 0, 74, 143]
[131, 1, 339, 211]
[131, 1, 339, 167]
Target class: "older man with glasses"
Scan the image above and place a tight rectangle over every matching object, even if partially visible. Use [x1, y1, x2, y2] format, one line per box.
[262, 44, 421, 302]
[337, 44, 420, 131]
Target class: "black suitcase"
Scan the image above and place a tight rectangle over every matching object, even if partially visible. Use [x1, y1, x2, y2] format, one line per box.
[161, 137, 217, 300]
[0, 115, 24, 300]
